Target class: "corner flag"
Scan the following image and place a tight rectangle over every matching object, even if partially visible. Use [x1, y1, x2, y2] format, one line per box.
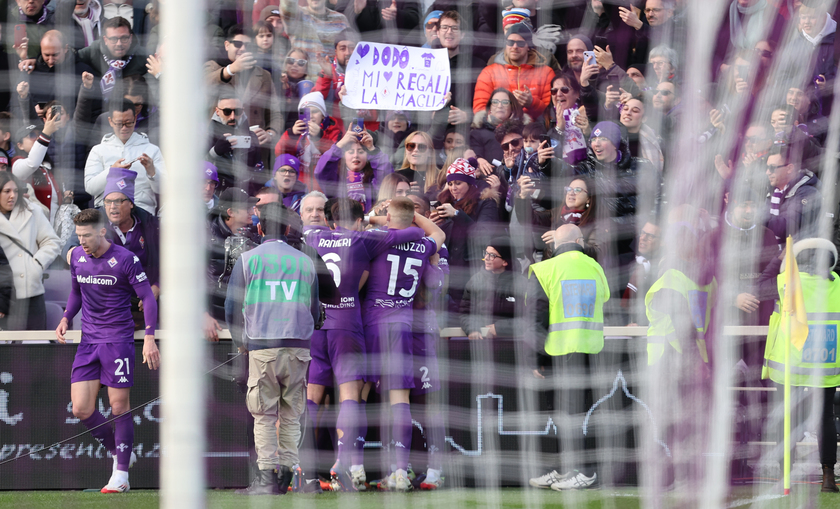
[782, 236, 809, 350]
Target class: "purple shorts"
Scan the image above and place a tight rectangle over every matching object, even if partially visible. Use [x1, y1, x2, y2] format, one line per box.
[364, 322, 414, 391]
[411, 332, 440, 395]
[308, 329, 365, 386]
[70, 342, 135, 388]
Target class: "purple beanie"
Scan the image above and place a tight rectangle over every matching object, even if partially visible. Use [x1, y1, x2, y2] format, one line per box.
[590, 121, 622, 149]
[103, 167, 137, 203]
[274, 154, 301, 174]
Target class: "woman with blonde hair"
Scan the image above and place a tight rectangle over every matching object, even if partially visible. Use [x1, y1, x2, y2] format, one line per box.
[396, 131, 442, 201]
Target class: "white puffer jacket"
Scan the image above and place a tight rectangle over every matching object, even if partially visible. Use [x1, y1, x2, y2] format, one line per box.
[84, 132, 166, 215]
[0, 201, 60, 299]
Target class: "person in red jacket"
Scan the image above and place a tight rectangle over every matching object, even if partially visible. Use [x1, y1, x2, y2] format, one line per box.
[472, 22, 554, 120]
[275, 92, 341, 190]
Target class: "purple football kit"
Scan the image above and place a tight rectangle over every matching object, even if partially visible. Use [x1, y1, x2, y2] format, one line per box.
[411, 245, 449, 396]
[362, 235, 438, 391]
[65, 243, 155, 388]
[303, 225, 424, 386]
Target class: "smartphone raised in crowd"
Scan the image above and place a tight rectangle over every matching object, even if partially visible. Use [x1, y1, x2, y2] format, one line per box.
[352, 117, 365, 138]
[14, 24, 26, 48]
[583, 50, 596, 66]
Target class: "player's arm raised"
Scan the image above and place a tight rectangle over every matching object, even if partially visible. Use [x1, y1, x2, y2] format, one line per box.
[413, 212, 445, 253]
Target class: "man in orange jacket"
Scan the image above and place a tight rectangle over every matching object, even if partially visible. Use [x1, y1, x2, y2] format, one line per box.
[472, 23, 554, 120]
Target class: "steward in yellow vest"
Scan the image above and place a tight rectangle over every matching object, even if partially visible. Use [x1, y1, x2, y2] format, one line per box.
[525, 224, 609, 490]
[645, 221, 717, 366]
[761, 238, 840, 493]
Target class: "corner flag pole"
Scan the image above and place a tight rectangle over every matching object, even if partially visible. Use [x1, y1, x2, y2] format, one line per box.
[784, 303, 791, 496]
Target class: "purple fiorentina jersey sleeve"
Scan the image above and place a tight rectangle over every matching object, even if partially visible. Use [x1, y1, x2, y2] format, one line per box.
[303, 226, 425, 332]
[68, 244, 145, 344]
[363, 236, 437, 325]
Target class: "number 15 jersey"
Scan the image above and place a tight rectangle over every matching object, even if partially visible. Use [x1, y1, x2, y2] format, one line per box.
[363, 234, 438, 326]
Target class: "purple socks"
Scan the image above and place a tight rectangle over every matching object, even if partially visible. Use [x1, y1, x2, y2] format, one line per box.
[81, 411, 116, 453]
[391, 403, 412, 470]
[113, 412, 134, 471]
[353, 400, 367, 466]
[336, 400, 359, 465]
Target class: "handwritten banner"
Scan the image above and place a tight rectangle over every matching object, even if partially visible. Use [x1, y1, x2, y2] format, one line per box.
[342, 42, 450, 111]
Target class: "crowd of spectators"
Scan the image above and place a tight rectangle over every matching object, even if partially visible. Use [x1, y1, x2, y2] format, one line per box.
[0, 0, 838, 411]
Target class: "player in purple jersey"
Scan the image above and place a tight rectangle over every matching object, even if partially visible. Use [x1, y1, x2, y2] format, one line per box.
[362, 197, 445, 491]
[55, 209, 159, 494]
[303, 198, 444, 491]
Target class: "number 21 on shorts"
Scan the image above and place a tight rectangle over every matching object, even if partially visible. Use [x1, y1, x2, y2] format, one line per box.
[115, 357, 131, 375]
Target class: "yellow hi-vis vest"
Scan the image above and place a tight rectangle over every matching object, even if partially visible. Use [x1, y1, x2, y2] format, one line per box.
[645, 269, 716, 365]
[762, 271, 840, 387]
[528, 249, 609, 356]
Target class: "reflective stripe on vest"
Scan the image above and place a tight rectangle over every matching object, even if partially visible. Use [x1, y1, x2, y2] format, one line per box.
[762, 271, 840, 388]
[529, 250, 609, 356]
[548, 321, 604, 332]
[645, 269, 716, 365]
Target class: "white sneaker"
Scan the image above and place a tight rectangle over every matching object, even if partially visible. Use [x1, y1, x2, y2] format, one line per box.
[550, 471, 596, 491]
[112, 451, 137, 475]
[101, 471, 130, 493]
[350, 466, 367, 491]
[394, 468, 413, 492]
[529, 470, 569, 489]
[420, 468, 444, 490]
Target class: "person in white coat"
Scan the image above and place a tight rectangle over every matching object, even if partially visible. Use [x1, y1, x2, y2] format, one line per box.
[0, 172, 60, 330]
[84, 99, 165, 216]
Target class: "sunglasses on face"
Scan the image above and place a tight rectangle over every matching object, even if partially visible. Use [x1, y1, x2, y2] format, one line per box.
[219, 107, 243, 116]
[230, 40, 249, 49]
[654, 89, 673, 96]
[766, 163, 785, 173]
[425, 21, 439, 30]
[406, 142, 429, 153]
[501, 138, 523, 152]
[285, 57, 307, 66]
[551, 86, 571, 95]
[506, 39, 527, 48]
[754, 48, 773, 59]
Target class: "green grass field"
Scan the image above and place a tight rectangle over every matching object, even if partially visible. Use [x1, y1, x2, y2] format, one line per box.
[3, 488, 840, 509]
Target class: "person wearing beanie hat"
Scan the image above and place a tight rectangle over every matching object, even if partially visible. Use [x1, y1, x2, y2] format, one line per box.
[422, 10, 443, 47]
[434, 156, 500, 316]
[472, 20, 554, 119]
[445, 157, 477, 188]
[589, 121, 622, 159]
[271, 154, 307, 212]
[63, 166, 163, 315]
[459, 234, 527, 340]
[277, 88, 341, 186]
[563, 35, 595, 86]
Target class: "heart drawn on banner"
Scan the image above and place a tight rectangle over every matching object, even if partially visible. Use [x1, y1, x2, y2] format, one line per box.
[357, 44, 370, 58]
[383, 71, 393, 82]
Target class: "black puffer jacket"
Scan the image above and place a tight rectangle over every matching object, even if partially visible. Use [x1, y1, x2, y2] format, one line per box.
[459, 268, 526, 338]
[573, 144, 660, 224]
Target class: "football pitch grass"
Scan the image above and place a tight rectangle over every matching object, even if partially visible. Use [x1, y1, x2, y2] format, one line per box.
[4, 488, 840, 509]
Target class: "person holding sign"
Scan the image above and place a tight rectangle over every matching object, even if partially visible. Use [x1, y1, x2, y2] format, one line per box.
[525, 224, 609, 491]
[761, 238, 840, 493]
